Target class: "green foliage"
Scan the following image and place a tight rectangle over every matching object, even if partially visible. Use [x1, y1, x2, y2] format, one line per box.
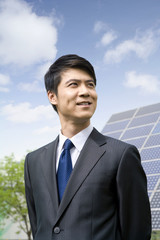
[0, 154, 32, 240]
[151, 231, 160, 240]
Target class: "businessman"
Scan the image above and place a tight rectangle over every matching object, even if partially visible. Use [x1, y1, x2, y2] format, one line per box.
[24, 54, 151, 240]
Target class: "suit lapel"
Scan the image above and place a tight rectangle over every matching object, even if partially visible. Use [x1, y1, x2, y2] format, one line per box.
[40, 137, 59, 218]
[55, 128, 107, 224]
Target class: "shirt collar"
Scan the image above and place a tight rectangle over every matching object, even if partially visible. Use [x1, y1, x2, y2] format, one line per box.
[59, 125, 93, 152]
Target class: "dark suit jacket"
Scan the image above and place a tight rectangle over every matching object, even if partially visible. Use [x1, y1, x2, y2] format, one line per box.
[24, 128, 151, 240]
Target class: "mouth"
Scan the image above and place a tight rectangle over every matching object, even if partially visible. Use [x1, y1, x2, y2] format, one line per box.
[77, 101, 91, 106]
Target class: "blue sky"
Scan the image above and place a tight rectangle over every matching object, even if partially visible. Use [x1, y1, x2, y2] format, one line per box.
[0, 0, 160, 159]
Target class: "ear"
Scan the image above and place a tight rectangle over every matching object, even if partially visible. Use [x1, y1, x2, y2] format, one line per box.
[47, 90, 58, 106]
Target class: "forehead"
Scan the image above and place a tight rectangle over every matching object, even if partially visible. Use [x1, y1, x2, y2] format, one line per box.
[61, 68, 93, 82]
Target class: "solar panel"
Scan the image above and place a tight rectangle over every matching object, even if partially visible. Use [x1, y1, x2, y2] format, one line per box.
[147, 175, 160, 191]
[141, 147, 160, 161]
[145, 134, 160, 147]
[125, 137, 146, 149]
[151, 192, 160, 208]
[121, 125, 153, 140]
[152, 211, 160, 230]
[152, 121, 160, 134]
[102, 102, 160, 230]
[101, 119, 129, 133]
[105, 131, 123, 139]
[142, 160, 160, 175]
[128, 113, 160, 128]
[107, 109, 136, 123]
[136, 103, 160, 116]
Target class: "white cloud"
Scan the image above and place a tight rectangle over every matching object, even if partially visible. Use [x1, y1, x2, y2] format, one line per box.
[34, 125, 60, 135]
[94, 21, 117, 47]
[0, 73, 11, 92]
[35, 61, 53, 81]
[1, 102, 55, 123]
[94, 21, 108, 33]
[124, 71, 160, 94]
[104, 29, 159, 64]
[100, 31, 117, 46]
[0, 0, 58, 66]
[18, 80, 43, 92]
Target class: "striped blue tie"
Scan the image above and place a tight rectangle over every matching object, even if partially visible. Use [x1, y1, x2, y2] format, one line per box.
[57, 139, 74, 202]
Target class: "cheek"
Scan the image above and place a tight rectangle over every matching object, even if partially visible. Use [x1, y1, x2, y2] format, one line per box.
[93, 92, 98, 102]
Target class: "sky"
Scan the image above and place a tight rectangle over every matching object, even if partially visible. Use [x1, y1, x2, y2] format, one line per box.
[0, 0, 160, 160]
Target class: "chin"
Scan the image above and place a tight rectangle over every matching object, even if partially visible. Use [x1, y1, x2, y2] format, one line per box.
[74, 114, 93, 123]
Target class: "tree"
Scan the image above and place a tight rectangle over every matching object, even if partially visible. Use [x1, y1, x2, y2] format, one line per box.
[151, 231, 160, 240]
[0, 154, 32, 240]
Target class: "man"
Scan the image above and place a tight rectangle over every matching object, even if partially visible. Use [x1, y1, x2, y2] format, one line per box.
[24, 54, 151, 240]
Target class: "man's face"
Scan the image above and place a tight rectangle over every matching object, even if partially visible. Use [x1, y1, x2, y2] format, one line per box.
[49, 68, 97, 126]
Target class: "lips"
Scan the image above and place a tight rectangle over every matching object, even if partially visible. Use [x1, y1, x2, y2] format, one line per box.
[77, 101, 91, 105]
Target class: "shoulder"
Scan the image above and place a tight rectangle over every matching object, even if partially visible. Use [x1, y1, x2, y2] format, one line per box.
[92, 128, 138, 157]
[93, 127, 135, 149]
[25, 136, 59, 160]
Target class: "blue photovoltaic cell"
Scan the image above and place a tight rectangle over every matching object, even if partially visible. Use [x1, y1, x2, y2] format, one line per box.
[121, 125, 153, 140]
[107, 109, 136, 123]
[151, 192, 160, 208]
[101, 120, 129, 133]
[157, 181, 160, 190]
[105, 131, 122, 139]
[151, 210, 160, 229]
[147, 175, 160, 191]
[140, 147, 160, 161]
[125, 137, 146, 149]
[128, 113, 160, 128]
[148, 192, 152, 198]
[152, 121, 160, 134]
[136, 103, 160, 116]
[145, 134, 160, 147]
[142, 160, 160, 175]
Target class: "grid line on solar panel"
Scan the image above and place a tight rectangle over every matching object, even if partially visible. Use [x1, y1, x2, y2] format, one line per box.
[125, 137, 146, 149]
[142, 160, 160, 175]
[152, 121, 160, 134]
[151, 192, 160, 208]
[128, 112, 160, 128]
[103, 131, 123, 139]
[145, 134, 160, 147]
[101, 119, 130, 133]
[151, 210, 160, 230]
[136, 103, 160, 116]
[140, 147, 160, 161]
[147, 175, 160, 191]
[121, 124, 154, 140]
[107, 109, 136, 123]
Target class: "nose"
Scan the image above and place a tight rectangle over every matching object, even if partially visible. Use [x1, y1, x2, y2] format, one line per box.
[78, 84, 90, 97]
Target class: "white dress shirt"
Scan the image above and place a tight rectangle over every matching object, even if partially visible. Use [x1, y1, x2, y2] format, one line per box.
[56, 125, 93, 171]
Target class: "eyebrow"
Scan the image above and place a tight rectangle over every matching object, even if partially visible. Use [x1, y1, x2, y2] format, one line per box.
[65, 79, 95, 84]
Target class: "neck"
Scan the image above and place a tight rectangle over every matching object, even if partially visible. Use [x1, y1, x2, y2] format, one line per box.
[60, 120, 90, 138]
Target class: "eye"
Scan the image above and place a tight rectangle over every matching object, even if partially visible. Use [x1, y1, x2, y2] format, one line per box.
[68, 82, 78, 87]
[88, 82, 95, 88]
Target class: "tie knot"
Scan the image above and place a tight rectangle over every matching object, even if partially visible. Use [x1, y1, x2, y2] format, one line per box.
[63, 139, 74, 150]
